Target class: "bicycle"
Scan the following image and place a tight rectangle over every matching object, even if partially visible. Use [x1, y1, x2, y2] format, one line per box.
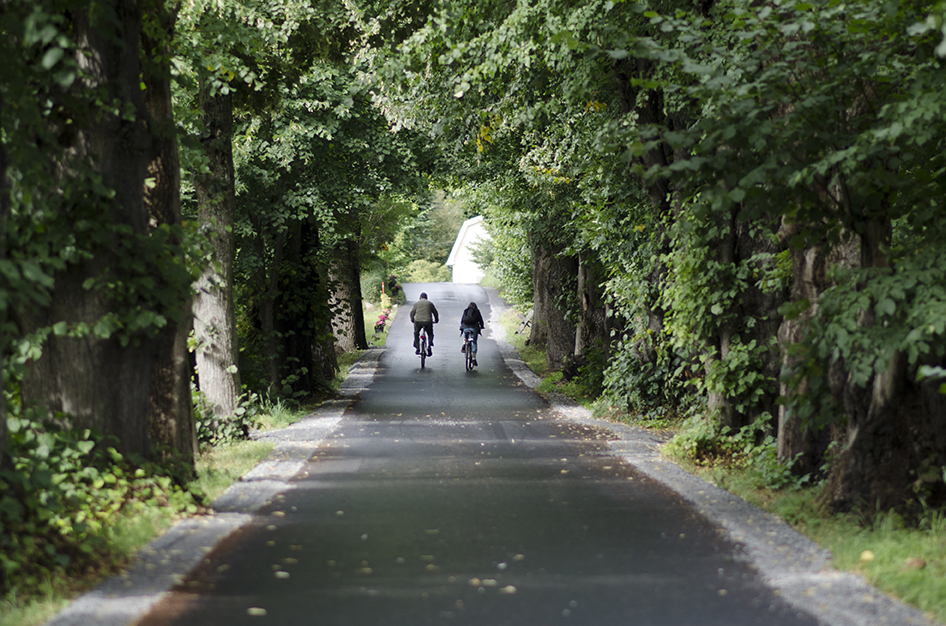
[462, 328, 476, 371]
[418, 326, 429, 369]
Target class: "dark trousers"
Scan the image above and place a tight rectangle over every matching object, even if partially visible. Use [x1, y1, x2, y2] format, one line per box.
[413, 321, 434, 348]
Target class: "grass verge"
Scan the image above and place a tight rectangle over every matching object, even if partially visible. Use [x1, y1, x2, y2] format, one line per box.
[497, 309, 548, 377]
[674, 459, 946, 624]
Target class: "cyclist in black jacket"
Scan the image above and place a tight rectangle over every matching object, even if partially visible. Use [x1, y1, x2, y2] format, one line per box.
[459, 302, 485, 366]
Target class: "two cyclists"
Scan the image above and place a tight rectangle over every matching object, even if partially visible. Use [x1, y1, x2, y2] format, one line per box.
[410, 293, 485, 366]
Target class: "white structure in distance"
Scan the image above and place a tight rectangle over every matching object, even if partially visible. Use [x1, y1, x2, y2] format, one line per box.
[446, 215, 490, 283]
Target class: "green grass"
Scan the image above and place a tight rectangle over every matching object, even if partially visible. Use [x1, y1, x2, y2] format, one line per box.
[497, 309, 549, 377]
[191, 440, 276, 503]
[673, 458, 946, 624]
[364, 302, 398, 348]
[1, 585, 72, 626]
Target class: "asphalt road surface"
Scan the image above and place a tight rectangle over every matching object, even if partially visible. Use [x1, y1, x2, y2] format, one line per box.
[136, 282, 823, 626]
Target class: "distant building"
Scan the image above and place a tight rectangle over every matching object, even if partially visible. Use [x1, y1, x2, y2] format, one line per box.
[446, 215, 490, 283]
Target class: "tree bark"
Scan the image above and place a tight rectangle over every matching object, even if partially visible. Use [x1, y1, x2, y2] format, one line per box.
[193, 81, 241, 418]
[818, 219, 946, 516]
[251, 218, 337, 397]
[706, 210, 738, 429]
[544, 246, 578, 370]
[574, 254, 609, 358]
[0, 89, 7, 467]
[141, 1, 196, 465]
[22, 0, 154, 457]
[528, 242, 550, 349]
[250, 214, 286, 396]
[329, 234, 368, 353]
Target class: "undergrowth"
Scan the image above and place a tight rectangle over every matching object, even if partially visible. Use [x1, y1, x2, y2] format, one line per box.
[0, 393, 315, 626]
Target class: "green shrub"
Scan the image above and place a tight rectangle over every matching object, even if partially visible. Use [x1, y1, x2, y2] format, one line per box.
[193, 388, 263, 448]
[403, 259, 451, 283]
[0, 412, 200, 597]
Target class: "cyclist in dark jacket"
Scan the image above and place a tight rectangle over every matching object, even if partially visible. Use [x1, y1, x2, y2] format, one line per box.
[459, 302, 485, 365]
[410, 292, 439, 356]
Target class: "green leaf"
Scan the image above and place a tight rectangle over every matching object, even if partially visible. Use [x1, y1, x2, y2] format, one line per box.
[41, 47, 64, 70]
[876, 298, 896, 317]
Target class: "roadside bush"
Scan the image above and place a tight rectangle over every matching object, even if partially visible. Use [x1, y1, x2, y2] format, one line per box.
[664, 412, 811, 491]
[360, 271, 384, 305]
[0, 411, 200, 597]
[403, 259, 451, 283]
[193, 389, 263, 448]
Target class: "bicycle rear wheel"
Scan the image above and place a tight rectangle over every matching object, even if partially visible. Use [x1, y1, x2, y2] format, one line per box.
[420, 334, 427, 368]
[464, 342, 473, 371]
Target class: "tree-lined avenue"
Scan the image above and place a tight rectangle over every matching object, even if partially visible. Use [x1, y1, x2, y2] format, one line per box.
[136, 283, 817, 626]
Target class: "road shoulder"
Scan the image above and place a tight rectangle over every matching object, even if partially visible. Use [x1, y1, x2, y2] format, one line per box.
[42, 350, 383, 626]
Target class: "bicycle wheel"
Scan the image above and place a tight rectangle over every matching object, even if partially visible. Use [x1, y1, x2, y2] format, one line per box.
[465, 342, 473, 371]
[420, 334, 427, 368]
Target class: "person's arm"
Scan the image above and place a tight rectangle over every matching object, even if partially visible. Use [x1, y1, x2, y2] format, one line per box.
[432, 304, 439, 323]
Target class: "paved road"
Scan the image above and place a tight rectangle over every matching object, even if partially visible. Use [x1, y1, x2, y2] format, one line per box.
[133, 283, 822, 626]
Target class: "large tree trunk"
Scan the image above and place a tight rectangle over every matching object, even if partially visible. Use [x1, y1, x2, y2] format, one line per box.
[22, 0, 154, 457]
[284, 219, 337, 393]
[776, 221, 857, 476]
[141, 1, 196, 466]
[0, 90, 7, 467]
[574, 254, 609, 358]
[193, 82, 241, 418]
[545, 245, 578, 370]
[250, 216, 286, 396]
[528, 242, 550, 349]
[706, 210, 738, 428]
[329, 235, 368, 353]
[776, 236, 830, 473]
[253, 219, 337, 397]
[818, 219, 946, 516]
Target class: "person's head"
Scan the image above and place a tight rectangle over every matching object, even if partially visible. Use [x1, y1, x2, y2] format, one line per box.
[468, 302, 477, 310]
[420, 292, 427, 299]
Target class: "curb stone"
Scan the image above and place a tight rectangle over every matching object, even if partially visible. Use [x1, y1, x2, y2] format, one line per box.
[43, 349, 383, 626]
[485, 286, 940, 626]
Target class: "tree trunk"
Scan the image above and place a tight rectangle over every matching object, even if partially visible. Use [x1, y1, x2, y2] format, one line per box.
[22, 0, 154, 457]
[706, 210, 738, 429]
[251, 217, 286, 396]
[0, 90, 7, 467]
[329, 235, 368, 353]
[775, 217, 861, 474]
[818, 219, 946, 516]
[252, 218, 337, 397]
[574, 254, 609, 357]
[141, 1, 196, 465]
[528, 242, 550, 349]
[545, 246, 578, 370]
[193, 81, 241, 418]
